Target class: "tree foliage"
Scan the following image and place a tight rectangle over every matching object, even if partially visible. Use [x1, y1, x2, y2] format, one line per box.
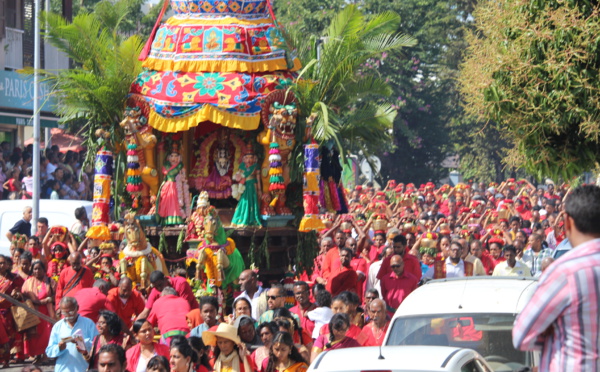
[272, 0, 347, 35]
[49, 0, 146, 33]
[33, 0, 144, 163]
[287, 4, 416, 175]
[460, 0, 600, 180]
[354, 0, 477, 184]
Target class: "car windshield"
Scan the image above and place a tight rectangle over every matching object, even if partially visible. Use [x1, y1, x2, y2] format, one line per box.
[386, 313, 529, 369]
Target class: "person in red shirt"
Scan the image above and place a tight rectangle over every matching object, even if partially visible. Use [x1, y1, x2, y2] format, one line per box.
[326, 248, 359, 297]
[147, 287, 191, 344]
[346, 237, 368, 299]
[359, 299, 389, 346]
[138, 271, 198, 319]
[73, 279, 115, 322]
[380, 255, 419, 313]
[55, 252, 94, 312]
[321, 230, 346, 282]
[289, 281, 317, 337]
[377, 235, 421, 282]
[106, 277, 145, 329]
[470, 240, 494, 275]
[488, 240, 506, 270]
[368, 233, 386, 262]
[299, 238, 331, 287]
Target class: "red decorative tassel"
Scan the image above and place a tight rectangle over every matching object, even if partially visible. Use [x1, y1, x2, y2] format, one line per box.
[328, 178, 341, 211]
[303, 195, 319, 215]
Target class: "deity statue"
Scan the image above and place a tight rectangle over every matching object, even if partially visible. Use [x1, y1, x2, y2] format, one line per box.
[118, 213, 168, 289]
[155, 144, 191, 226]
[189, 128, 246, 199]
[186, 191, 217, 241]
[231, 143, 262, 227]
[185, 192, 245, 306]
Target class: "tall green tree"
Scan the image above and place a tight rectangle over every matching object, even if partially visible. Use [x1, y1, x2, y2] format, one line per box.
[49, 0, 146, 33]
[360, 0, 478, 184]
[460, 0, 600, 180]
[277, 0, 485, 184]
[288, 4, 417, 172]
[273, 0, 347, 35]
[35, 0, 144, 162]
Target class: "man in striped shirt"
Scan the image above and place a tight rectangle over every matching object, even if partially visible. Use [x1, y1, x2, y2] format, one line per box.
[521, 233, 553, 277]
[513, 185, 600, 371]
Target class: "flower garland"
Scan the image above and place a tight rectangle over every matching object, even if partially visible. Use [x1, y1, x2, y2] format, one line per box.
[94, 267, 118, 281]
[126, 141, 144, 208]
[50, 258, 67, 282]
[268, 142, 285, 207]
[202, 247, 218, 286]
[196, 240, 236, 289]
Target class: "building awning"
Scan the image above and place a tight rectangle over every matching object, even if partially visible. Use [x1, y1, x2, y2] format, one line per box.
[24, 128, 85, 152]
[0, 112, 59, 128]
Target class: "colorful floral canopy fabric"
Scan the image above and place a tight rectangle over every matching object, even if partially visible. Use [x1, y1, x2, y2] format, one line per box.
[130, 0, 301, 132]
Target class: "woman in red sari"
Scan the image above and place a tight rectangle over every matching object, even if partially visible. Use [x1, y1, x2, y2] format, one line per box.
[22, 259, 56, 363]
[310, 313, 360, 363]
[0, 254, 25, 367]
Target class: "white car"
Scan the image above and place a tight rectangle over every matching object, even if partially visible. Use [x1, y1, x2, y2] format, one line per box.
[308, 345, 494, 372]
[384, 277, 538, 372]
[0, 199, 93, 254]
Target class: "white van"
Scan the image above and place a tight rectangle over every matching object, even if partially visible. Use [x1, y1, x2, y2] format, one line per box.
[0, 199, 93, 255]
[308, 345, 494, 372]
[383, 277, 538, 372]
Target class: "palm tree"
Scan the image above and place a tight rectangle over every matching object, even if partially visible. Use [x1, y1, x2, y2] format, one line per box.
[22, 0, 144, 218]
[288, 4, 417, 174]
[29, 0, 144, 165]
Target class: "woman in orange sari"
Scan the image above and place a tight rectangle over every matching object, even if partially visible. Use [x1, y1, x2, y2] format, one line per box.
[0, 254, 24, 367]
[22, 259, 55, 363]
[264, 332, 308, 372]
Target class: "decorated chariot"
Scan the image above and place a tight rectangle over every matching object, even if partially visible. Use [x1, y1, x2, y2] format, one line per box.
[82, 0, 355, 307]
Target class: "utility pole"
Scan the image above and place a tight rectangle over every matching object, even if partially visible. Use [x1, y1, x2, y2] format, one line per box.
[32, 0, 41, 233]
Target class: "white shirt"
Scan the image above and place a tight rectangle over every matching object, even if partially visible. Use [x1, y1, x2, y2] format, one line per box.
[366, 260, 383, 295]
[492, 260, 531, 277]
[47, 163, 57, 179]
[424, 259, 466, 279]
[22, 176, 34, 192]
[235, 286, 265, 320]
[307, 307, 334, 338]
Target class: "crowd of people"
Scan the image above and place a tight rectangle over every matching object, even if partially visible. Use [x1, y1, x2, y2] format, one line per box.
[0, 153, 596, 372]
[0, 142, 92, 201]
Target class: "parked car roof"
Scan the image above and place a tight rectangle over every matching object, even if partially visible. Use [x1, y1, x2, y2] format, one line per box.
[308, 345, 493, 372]
[391, 276, 538, 319]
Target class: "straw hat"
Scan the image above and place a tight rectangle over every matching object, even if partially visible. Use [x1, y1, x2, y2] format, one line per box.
[202, 323, 241, 347]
